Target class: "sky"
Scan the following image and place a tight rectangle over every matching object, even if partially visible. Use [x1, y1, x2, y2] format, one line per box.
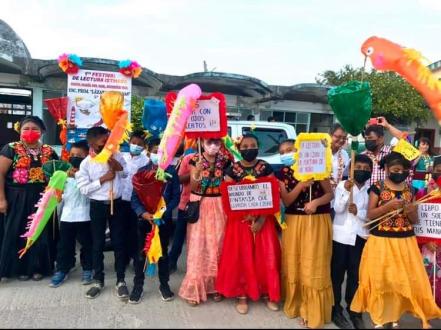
[2, 0, 441, 86]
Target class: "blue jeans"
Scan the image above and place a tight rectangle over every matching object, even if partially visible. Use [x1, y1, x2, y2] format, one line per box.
[168, 210, 187, 268]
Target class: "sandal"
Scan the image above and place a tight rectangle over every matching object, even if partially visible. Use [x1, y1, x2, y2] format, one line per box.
[186, 299, 199, 307]
[262, 296, 279, 311]
[32, 273, 44, 281]
[392, 322, 400, 329]
[298, 318, 308, 328]
[213, 293, 223, 302]
[236, 297, 248, 315]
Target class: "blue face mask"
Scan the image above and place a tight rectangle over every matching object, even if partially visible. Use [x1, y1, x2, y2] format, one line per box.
[150, 153, 159, 165]
[280, 152, 295, 167]
[130, 144, 143, 156]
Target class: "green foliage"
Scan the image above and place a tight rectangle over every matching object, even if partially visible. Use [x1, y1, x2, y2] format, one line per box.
[317, 65, 429, 124]
[131, 95, 144, 131]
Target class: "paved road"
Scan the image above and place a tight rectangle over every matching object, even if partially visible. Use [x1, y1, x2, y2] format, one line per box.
[0, 251, 440, 329]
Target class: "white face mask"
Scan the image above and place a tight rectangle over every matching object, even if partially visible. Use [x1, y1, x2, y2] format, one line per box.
[204, 143, 220, 156]
[150, 153, 159, 165]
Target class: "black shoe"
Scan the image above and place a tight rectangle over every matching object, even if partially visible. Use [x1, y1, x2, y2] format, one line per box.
[128, 286, 144, 304]
[116, 281, 129, 300]
[169, 263, 177, 275]
[159, 284, 175, 302]
[332, 309, 353, 329]
[350, 314, 366, 329]
[86, 282, 103, 299]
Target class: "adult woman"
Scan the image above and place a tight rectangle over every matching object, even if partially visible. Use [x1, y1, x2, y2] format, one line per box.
[412, 137, 434, 196]
[0, 116, 59, 281]
[179, 138, 230, 305]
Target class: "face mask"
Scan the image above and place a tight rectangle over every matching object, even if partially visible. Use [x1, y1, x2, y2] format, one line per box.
[354, 170, 371, 184]
[204, 143, 221, 156]
[365, 140, 377, 152]
[150, 153, 159, 165]
[240, 148, 259, 162]
[69, 156, 85, 169]
[389, 171, 409, 184]
[280, 152, 295, 167]
[130, 144, 143, 156]
[21, 130, 41, 144]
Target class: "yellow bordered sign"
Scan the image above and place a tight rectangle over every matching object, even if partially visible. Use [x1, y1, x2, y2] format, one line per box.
[393, 138, 420, 161]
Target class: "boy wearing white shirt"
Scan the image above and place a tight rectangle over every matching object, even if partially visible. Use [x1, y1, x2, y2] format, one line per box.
[50, 141, 93, 288]
[331, 154, 373, 330]
[76, 127, 129, 300]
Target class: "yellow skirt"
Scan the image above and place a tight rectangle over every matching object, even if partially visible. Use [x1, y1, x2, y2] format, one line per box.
[281, 214, 334, 329]
[351, 235, 441, 328]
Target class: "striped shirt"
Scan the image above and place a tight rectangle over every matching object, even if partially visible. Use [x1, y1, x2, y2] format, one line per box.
[362, 145, 392, 185]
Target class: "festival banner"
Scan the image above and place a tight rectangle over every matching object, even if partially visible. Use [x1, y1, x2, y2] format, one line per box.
[415, 203, 441, 244]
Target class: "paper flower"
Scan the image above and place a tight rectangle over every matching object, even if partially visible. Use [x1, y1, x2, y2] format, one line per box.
[58, 53, 83, 74]
[118, 59, 142, 78]
[13, 168, 29, 184]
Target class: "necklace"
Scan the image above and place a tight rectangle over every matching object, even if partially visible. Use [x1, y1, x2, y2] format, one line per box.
[24, 144, 42, 161]
[331, 149, 344, 188]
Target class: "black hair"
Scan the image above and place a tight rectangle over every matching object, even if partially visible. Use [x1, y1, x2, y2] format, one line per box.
[71, 140, 89, 154]
[379, 151, 411, 170]
[417, 137, 433, 156]
[365, 125, 384, 138]
[240, 133, 259, 148]
[279, 139, 295, 149]
[246, 114, 255, 121]
[330, 123, 345, 135]
[147, 138, 161, 150]
[130, 130, 147, 143]
[355, 154, 373, 170]
[20, 116, 46, 132]
[86, 126, 109, 141]
[433, 155, 441, 168]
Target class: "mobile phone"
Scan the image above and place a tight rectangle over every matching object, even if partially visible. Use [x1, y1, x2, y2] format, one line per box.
[368, 118, 378, 126]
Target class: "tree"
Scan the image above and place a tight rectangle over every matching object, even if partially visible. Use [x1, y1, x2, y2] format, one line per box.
[131, 95, 144, 131]
[316, 65, 430, 125]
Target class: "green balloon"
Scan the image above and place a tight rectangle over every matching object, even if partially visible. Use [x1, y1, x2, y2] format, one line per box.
[328, 81, 373, 137]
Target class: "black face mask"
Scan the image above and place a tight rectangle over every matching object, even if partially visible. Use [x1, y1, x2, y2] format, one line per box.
[365, 140, 378, 152]
[354, 170, 371, 184]
[240, 148, 259, 162]
[69, 156, 85, 169]
[389, 171, 409, 184]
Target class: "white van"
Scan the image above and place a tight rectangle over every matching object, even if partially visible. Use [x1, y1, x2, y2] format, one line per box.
[228, 121, 297, 169]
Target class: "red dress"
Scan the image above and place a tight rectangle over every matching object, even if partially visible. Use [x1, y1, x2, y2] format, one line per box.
[215, 160, 281, 302]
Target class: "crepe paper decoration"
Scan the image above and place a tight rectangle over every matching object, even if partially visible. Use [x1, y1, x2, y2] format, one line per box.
[393, 138, 421, 161]
[93, 91, 131, 163]
[166, 93, 228, 139]
[58, 53, 82, 74]
[153, 196, 167, 221]
[222, 135, 243, 161]
[361, 36, 441, 124]
[13, 121, 20, 133]
[42, 160, 72, 179]
[328, 81, 373, 145]
[44, 97, 70, 161]
[157, 84, 202, 181]
[18, 170, 67, 258]
[292, 133, 332, 182]
[119, 59, 142, 78]
[132, 168, 165, 214]
[143, 99, 168, 139]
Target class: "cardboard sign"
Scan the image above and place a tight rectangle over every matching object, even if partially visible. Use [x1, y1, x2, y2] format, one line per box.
[165, 92, 227, 139]
[393, 138, 420, 161]
[220, 176, 280, 217]
[293, 133, 332, 182]
[414, 203, 441, 243]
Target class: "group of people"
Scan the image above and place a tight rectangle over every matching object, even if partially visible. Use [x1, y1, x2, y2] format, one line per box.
[0, 115, 441, 329]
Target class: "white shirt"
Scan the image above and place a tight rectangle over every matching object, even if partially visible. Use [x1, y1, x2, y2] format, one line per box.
[333, 180, 370, 246]
[76, 152, 128, 201]
[121, 152, 149, 201]
[59, 177, 90, 222]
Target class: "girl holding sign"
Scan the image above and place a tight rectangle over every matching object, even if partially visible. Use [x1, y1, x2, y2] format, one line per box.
[276, 139, 334, 329]
[216, 134, 281, 315]
[351, 152, 441, 329]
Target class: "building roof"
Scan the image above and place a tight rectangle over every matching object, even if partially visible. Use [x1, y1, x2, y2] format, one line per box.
[429, 60, 441, 72]
[0, 19, 32, 73]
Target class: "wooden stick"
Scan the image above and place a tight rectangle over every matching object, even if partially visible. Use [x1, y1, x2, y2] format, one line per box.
[434, 251, 437, 301]
[110, 180, 114, 216]
[198, 138, 202, 155]
[349, 149, 355, 205]
[309, 185, 312, 226]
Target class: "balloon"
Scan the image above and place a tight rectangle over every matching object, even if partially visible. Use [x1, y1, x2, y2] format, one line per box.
[142, 99, 168, 139]
[157, 84, 202, 181]
[361, 36, 441, 124]
[19, 170, 68, 258]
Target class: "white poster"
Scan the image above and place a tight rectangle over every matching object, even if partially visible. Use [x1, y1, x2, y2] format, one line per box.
[298, 140, 326, 175]
[227, 182, 274, 211]
[414, 203, 441, 239]
[67, 69, 132, 128]
[186, 98, 221, 132]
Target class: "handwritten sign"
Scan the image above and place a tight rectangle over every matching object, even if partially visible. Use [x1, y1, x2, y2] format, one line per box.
[227, 182, 274, 211]
[293, 133, 332, 182]
[414, 203, 441, 243]
[186, 98, 221, 132]
[393, 139, 420, 161]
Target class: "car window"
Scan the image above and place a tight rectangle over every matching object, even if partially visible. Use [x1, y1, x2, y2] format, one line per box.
[242, 127, 287, 156]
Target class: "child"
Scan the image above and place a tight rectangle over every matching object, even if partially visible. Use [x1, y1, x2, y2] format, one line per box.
[331, 154, 373, 329]
[351, 152, 441, 329]
[122, 131, 149, 263]
[419, 155, 441, 308]
[216, 134, 281, 315]
[76, 126, 129, 300]
[50, 140, 93, 287]
[129, 138, 180, 304]
[277, 139, 334, 329]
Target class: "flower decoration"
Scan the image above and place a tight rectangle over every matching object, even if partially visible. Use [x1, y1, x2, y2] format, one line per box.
[58, 53, 83, 74]
[119, 59, 142, 78]
[13, 168, 29, 184]
[29, 167, 45, 182]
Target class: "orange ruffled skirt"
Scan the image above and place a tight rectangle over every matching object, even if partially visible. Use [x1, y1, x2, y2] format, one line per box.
[282, 214, 334, 329]
[351, 235, 441, 328]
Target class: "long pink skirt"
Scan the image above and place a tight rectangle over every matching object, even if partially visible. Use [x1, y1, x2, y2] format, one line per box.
[179, 196, 227, 303]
